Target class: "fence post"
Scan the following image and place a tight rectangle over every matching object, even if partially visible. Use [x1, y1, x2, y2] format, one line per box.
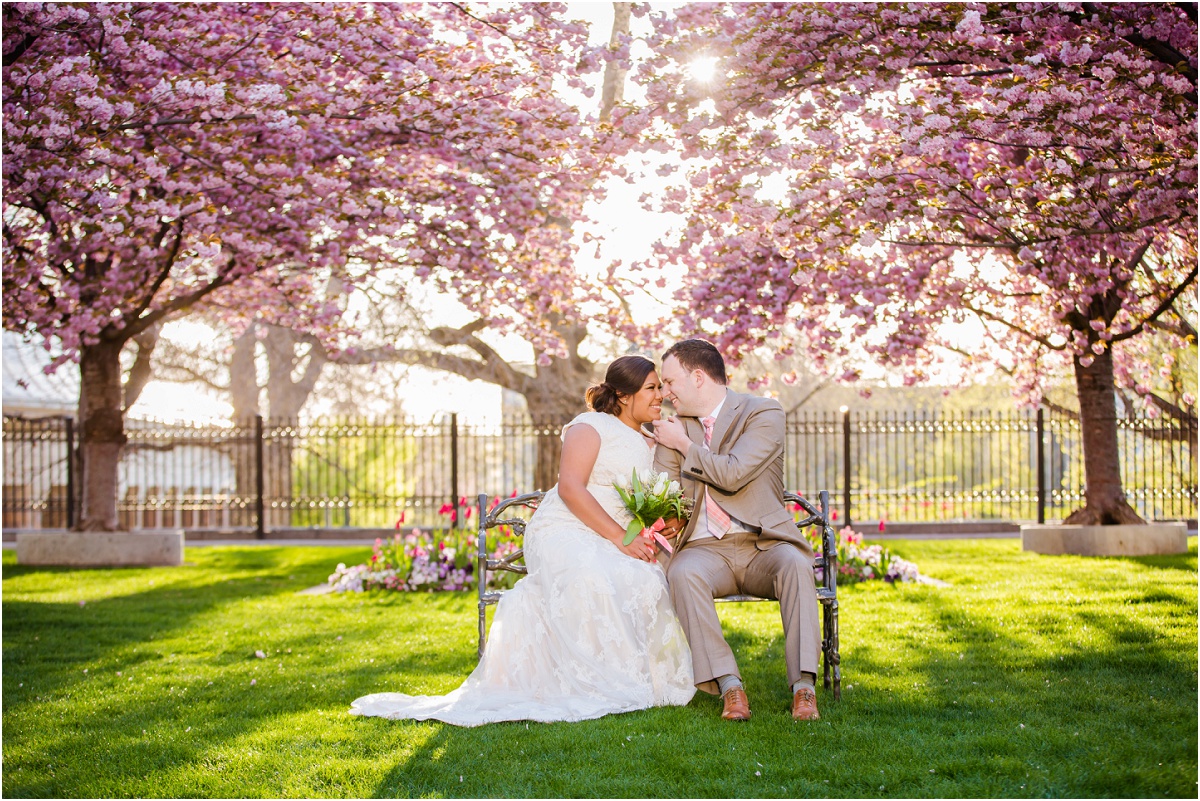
[64, 416, 77, 530]
[841, 406, 852, 528]
[255, 415, 265, 539]
[450, 412, 460, 525]
[1036, 407, 1046, 524]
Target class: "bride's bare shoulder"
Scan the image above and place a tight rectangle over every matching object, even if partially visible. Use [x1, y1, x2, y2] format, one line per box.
[561, 411, 608, 437]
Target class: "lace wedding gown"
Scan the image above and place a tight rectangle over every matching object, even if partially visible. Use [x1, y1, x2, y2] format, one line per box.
[350, 411, 695, 726]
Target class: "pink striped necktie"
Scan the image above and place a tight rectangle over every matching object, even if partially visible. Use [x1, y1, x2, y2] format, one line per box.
[701, 416, 732, 539]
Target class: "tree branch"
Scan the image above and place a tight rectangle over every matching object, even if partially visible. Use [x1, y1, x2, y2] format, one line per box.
[1040, 396, 1080, 419]
[785, 380, 830, 414]
[1147, 315, 1198, 341]
[122, 324, 160, 411]
[1111, 262, 1198, 343]
[427, 320, 529, 389]
[960, 300, 1066, 350]
[599, 3, 630, 124]
[3, 31, 38, 67]
[114, 253, 244, 341]
[375, 347, 533, 394]
[152, 359, 230, 393]
[1141, 390, 1183, 419]
[128, 217, 185, 325]
[1080, 2, 1197, 102]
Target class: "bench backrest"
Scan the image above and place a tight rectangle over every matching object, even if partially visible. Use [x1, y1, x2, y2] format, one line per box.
[475, 489, 839, 604]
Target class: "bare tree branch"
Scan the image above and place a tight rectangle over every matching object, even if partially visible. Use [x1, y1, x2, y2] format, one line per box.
[122, 324, 161, 411]
[785, 380, 830, 414]
[1112, 263, 1198, 342]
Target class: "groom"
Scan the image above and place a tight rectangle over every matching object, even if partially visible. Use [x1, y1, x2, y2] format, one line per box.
[650, 338, 821, 722]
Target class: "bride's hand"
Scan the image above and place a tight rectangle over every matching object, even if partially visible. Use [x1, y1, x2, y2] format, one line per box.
[616, 531, 657, 563]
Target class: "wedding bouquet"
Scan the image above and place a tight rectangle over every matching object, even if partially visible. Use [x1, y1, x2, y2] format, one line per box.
[614, 469, 692, 554]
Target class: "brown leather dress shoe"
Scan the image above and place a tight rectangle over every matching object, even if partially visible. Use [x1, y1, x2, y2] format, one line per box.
[721, 687, 751, 721]
[792, 687, 820, 721]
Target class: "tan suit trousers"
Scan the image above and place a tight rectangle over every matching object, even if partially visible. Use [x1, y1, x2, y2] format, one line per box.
[666, 530, 821, 695]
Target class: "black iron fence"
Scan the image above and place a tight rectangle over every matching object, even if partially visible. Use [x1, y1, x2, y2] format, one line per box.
[3, 409, 1195, 532]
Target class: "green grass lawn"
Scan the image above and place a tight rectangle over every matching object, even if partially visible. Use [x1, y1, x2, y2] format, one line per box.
[3, 538, 1196, 798]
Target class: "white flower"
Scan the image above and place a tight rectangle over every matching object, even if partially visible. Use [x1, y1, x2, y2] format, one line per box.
[667, 480, 680, 496]
[652, 473, 668, 496]
[955, 9, 983, 38]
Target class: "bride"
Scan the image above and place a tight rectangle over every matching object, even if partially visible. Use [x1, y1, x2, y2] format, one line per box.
[350, 355, 695, 725]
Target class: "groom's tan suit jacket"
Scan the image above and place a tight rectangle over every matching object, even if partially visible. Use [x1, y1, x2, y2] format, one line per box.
[654, 390, 812, 557]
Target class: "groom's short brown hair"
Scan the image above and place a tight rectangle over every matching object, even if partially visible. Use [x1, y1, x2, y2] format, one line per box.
[663, 339, 727, 385]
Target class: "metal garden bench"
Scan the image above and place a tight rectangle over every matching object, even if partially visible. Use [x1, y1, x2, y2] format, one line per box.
[474, 489, 842, 699]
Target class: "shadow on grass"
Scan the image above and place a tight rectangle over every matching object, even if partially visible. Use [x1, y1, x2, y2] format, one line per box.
[361, 551, 1196, 799]
[2, 550, 477, 798]
[5, 545, 1195, 798]
[839, 577, 1197, 797]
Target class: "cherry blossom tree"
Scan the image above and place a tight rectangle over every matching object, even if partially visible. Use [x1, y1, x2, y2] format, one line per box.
[3, 2, 615, 530]
[153, 5, 638, 494]
[627, 1, 1197, 525]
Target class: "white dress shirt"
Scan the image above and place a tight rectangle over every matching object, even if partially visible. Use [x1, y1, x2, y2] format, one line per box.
[688, 393, 752, 542]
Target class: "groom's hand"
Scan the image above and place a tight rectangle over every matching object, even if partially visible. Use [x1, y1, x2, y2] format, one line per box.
[652, 416, 691, 456]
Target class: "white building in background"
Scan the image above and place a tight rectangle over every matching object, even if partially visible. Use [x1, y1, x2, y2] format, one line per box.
[2, 331, 78, 418]
[2, 331, 240, 530]
[3, 332, 77, 527]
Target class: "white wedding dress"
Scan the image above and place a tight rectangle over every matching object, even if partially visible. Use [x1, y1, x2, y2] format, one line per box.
[350, 411, 695, 726]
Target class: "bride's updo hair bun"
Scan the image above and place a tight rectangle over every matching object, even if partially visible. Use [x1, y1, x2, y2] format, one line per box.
[585, 382, 619, 414]
[585, 355, 656, 416]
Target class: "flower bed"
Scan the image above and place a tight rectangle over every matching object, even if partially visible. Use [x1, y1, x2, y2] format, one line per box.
[805, 524, 925, 584]
[328, 512, 929, 593]
[327, 526, 522, 593]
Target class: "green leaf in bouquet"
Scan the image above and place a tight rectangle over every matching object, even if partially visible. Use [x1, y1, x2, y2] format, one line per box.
[631, 471, 644, 509]
[623, 519, 643, 546]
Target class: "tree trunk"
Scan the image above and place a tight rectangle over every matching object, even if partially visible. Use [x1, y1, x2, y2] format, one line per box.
[229, 324, 261, 419]
[1063, 349, 1145, 525]
[75, 339, 128, 531]
[262, 326, 328, 527]
[525, 338, 596, 490]
[226, 324, 331, 529]
[228, 325, 261, 528]
[528, 406, 575, 491]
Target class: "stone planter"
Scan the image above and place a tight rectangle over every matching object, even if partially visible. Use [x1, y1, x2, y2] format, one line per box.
[16, 530, 184, 567]
[1020, 522, 1188, 557]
